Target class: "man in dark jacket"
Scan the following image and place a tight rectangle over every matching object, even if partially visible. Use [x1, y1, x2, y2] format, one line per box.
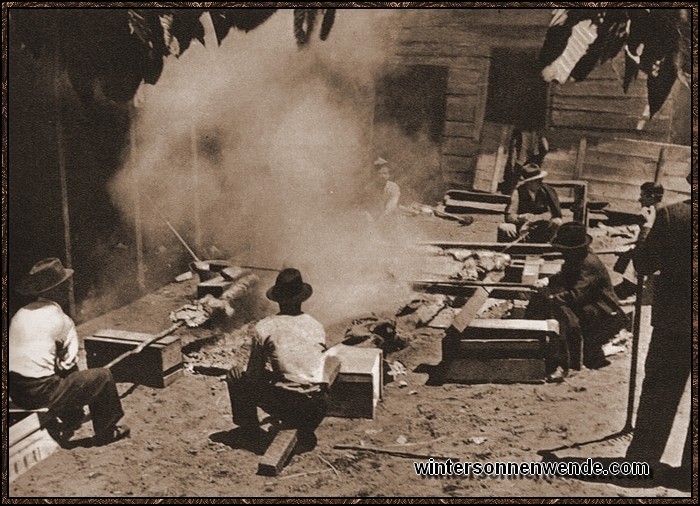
[498, 163, 563, 243]
[529, 222, 626, 381]
[626, 177, 692, 481]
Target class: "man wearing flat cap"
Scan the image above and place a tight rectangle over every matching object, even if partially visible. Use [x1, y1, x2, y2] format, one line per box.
[9, 258, 130, 445]
[498, 163, 563, 243]
[225, 268, 332, 452]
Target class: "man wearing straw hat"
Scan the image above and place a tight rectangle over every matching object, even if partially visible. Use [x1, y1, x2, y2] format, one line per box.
[225, 268, 332, 452]
[498, 162, 563, 243]
[9, 258, 130, 445]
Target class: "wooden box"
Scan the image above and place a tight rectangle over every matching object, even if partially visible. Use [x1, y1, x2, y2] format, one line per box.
[85, 329, 183, 388]
[442, 319, 558, 384]
[325, 345, 383, 420]
[9, 411, 60, 483]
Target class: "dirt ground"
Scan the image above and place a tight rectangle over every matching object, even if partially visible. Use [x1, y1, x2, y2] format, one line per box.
[8, 214, 693, 499]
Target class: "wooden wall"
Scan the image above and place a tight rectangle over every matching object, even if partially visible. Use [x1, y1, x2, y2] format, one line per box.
[390, 9, 691, 200]
[391, 24, 491, 187]
[544, 134, 691, 212]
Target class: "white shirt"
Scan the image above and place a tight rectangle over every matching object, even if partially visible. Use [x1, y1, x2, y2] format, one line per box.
[9, 298, 79, 378]
[249, 314, 327, 388]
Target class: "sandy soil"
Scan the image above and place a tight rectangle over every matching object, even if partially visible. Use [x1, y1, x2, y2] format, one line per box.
[8, 215, 693, 498]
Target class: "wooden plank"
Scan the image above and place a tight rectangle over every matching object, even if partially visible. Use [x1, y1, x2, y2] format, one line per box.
[446, 95, 478, 122]
[553, 80, 647, 98]
[464, 318, 559, 340]
[455, 338, 544, 357]
[521, 256, 542, 285]
[552, 95, 649, 115]
[443, 121, 477, 139]
[573, 137, 586, 180]
[442, 155, 476, 174]
[446, 190, 509, 204]
[550, 110, 671, 134]
[442, 137, 480, 157]
[583, 150, 657, 177]
[9, 429, 61, 483]
[9, 413, 50, 447]
[444, 199, 505, 214]
[258, 429, 298, 476]
[443, 357, 546, 384]
[450, 287, 490, 334]
[424, 241, 557, 256]
[659, 159, 692, 177]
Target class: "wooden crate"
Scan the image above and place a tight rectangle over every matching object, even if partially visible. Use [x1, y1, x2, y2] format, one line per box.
[325, 345, 383, 420]
[442, 319, 558, 384]
[9, 412, 60, 483]
[85, 329, 183, 388]
[443, 358, 546, 384]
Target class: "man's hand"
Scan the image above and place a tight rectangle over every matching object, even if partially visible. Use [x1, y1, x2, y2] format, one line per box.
[534, 277, 550, 288]
[518, 213, 534, 224]
[499, 223, 518, 238]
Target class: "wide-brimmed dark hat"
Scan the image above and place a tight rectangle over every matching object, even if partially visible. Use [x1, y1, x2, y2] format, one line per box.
[551, 222, 591, 250]
[266, 268, 312, 304]
[17, 258, 74, 296]
[518, 163, 548, 185]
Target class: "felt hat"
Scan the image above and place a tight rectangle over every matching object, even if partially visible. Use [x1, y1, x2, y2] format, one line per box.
[266, 268, 312, 304]
[640, 181, 664, 198]
[518, 162, 548, 185]
[17, 258, 74, 296]
[551, 222, 592, 250]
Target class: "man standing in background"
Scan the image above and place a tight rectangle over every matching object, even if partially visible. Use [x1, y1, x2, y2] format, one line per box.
[626, 173, 692, 488]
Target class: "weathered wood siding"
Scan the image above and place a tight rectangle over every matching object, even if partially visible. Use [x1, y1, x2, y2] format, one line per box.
[543, 135, 691, 211]
[392, 9, 690, 194]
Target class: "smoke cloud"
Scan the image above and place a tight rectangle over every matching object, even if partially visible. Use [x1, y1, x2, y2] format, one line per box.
[109, 9, 441, 324]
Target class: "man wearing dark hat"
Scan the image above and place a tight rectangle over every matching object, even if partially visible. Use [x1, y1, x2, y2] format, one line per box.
[626, 173, 692, 484]
[498, 163, 563, 243]
[530, 223, 626, 381]
[9, 258, 130, 445]
[225, 268, 330, 452]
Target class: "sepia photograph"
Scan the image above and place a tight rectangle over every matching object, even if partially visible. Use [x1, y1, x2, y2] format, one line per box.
[3, 4, 695, 500]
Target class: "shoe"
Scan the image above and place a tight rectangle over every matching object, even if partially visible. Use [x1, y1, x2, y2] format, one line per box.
[93, 424, 131, 446]
[294, 431, 318, 454]
[545, 367, 568, 383]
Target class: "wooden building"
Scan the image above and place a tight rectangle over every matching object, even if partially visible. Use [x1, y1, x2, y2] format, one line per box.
[375, 9, 691, 210]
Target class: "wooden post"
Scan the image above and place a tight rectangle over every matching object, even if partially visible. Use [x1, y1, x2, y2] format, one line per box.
[654, 147, 666, 183]
[129, 106, 147, 292]
[53, 42, 76, 320]
[574, 137, 587, 180]
[190, 124, 202, 253]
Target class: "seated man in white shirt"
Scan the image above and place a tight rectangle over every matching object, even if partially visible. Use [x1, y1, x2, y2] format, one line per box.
[9, 258, 130, 445]
[225, 268, 330, 452]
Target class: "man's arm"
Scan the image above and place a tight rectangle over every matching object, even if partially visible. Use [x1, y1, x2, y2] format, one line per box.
[245, 331, 267, 382]
[505, 190, 522, 224]
[551, 260, 605, 308]
[56, 318, 79, 372]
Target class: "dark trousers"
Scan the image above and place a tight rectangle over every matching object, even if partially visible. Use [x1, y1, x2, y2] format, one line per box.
[9, 368, 124, 436]
[225, 372, 328, 437]
[626, 330, 691, 468]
